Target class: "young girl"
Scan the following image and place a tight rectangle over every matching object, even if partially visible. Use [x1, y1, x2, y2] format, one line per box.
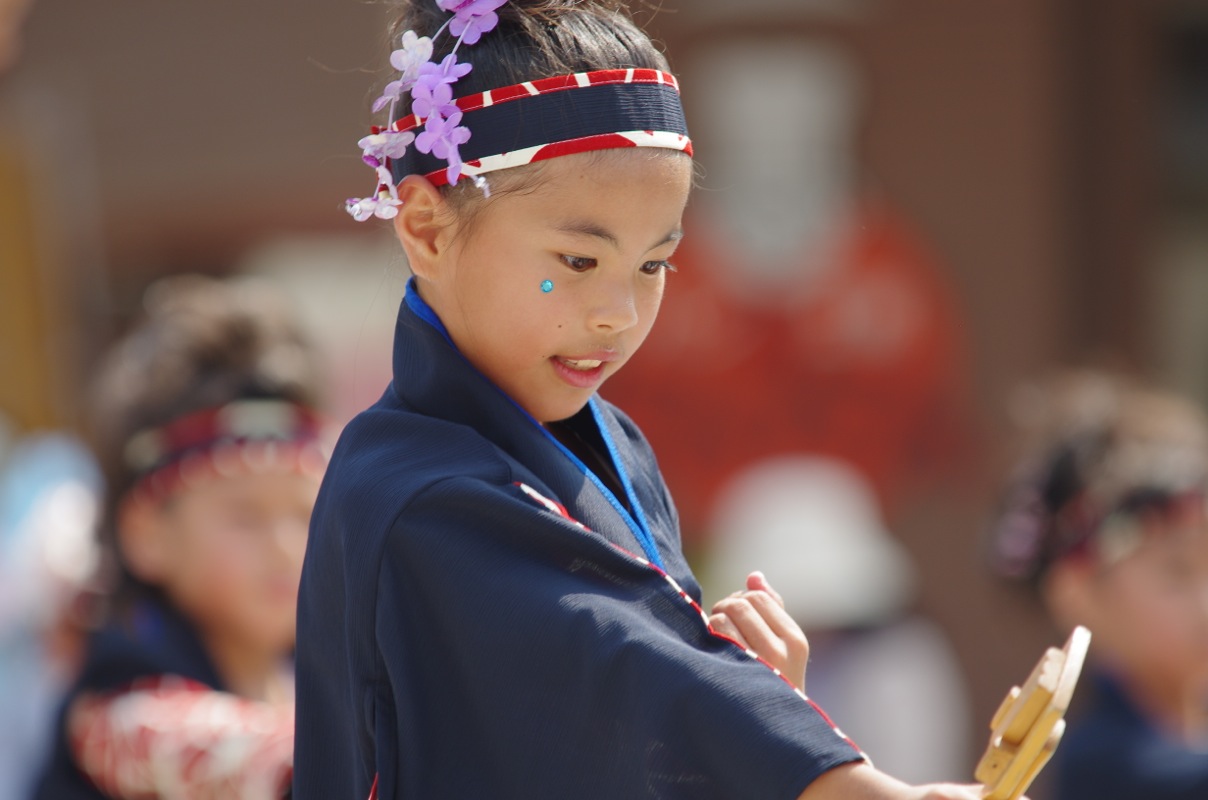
[34, 275, 328, 800]
[297, 2, 992, 797]
[989, 370, 1208, 800]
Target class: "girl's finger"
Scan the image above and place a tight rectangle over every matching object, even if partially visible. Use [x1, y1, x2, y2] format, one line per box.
[712, 593, 810, 691]
[746, 571, 785, 608]
[706, 612, 749, 651]
[742, 590, 803, 647]
[713, 595, 803, 661]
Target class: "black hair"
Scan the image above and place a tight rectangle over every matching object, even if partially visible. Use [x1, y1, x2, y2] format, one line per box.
[390, 1, 671, 98]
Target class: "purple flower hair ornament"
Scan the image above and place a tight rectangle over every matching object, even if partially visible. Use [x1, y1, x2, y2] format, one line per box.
[345, 166, 403, 222]
[371, 31, 434, 113]
[438, 0, 509, 46]
[347, 0, 504, 221]
[411, 55, 471, 119]
[358, 130, 416, 168]
[415, 110, 472, 184]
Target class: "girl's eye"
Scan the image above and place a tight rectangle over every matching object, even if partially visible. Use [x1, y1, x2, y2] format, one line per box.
[561, 255, 597, 272]
[640, 260, 677, 275]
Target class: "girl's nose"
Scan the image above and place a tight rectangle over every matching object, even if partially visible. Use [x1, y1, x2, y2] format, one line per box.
[588, 277, 639, 333]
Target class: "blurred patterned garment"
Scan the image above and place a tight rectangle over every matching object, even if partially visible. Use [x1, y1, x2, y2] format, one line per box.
[32, 596, 294, 800]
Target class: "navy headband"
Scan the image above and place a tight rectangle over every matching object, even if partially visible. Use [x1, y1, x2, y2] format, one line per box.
[385, 68, 692, 187]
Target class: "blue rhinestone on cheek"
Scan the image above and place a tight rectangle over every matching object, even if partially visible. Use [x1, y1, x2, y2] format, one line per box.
[540, 280, 554, 293]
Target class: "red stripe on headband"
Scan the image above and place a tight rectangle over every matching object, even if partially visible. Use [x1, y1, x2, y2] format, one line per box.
[123, 400, 326, 475]
[422, 131, 693, 188]
[120, 400, 330, 509]
[124, 440, 330, 510]
[535, 132, 639, 158]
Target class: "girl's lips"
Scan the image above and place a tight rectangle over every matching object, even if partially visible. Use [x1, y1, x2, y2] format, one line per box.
[550, 354, 611, 389]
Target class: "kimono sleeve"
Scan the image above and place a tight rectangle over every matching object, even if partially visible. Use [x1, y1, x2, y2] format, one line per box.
[370, 475, 864, 800]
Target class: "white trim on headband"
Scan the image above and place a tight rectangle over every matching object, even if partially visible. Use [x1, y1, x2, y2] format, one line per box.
[446, 130, 693, 185]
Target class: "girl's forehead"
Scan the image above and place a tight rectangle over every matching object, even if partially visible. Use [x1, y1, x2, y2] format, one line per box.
[501, 150, 692, 209]
[502, 162, 689, 247]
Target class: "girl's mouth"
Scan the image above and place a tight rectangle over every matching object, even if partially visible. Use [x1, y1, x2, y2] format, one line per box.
[563, 358, 603, 370]
[551, 356, 609, 388]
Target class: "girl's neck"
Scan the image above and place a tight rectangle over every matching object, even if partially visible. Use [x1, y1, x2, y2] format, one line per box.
[202, 629, 292, 705]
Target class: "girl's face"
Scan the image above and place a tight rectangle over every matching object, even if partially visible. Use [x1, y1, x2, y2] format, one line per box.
[136, 470, 319, 656]
[416, 151, 693, 423]
[1084, 503, 1208, 693]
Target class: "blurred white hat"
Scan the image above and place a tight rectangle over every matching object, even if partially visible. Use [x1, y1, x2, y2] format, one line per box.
[707, 455, 915, 629]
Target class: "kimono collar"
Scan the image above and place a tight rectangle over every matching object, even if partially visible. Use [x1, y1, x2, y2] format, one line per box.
[392, 278, 665, 567]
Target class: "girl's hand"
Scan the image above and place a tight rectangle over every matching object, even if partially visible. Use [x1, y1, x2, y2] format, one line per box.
[707, 571, 809, 692]
[909, 787, 998, 800]
[800, 763, 1026, 800]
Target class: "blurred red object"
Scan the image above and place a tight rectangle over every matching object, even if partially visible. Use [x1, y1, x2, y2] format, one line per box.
[603, 201, 973, 540]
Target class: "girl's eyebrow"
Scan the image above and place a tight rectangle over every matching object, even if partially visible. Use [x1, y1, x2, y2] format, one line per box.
[553, 219, 684, 251]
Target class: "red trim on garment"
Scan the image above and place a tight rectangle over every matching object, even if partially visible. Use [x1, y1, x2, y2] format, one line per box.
[510, 481, 863, 755]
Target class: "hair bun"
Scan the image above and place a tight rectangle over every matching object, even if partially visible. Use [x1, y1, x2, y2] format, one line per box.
[496, 0, 628, 18]
[387, 0, 668, 110]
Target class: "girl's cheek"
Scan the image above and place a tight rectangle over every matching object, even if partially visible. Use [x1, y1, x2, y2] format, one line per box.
[198, 522, 263, 585]
[1146, 580, 1208, 655]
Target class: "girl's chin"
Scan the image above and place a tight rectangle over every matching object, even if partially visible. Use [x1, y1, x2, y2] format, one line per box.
[529, 395, 594, 426]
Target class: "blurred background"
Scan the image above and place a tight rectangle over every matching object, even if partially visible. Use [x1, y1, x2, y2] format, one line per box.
[3, 0, 1207, 795]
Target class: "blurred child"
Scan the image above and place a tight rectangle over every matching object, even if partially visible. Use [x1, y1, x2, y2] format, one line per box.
[297, 1, 999, 798]
[34, 275, 329, 800]
[989, 369, 1208, 800]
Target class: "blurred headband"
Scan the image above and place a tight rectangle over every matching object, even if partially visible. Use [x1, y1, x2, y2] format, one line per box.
[121, 399, 328, 507]
[988, 433, 1208, 582]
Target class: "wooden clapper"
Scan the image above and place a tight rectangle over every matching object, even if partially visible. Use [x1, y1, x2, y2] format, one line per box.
[974, 625, 1092, 800]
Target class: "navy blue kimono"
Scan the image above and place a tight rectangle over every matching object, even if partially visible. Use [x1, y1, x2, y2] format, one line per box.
[294, 280, 864, 799]
[1054, 673, 1208, 800]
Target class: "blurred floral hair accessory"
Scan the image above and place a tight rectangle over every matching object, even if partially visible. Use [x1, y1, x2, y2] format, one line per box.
[346, 0, 692, 222]
[120, 399, 330, 510]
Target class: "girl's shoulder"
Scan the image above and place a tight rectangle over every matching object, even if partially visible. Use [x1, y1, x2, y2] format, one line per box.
[313, 399, 517, 539]
[328, 401, 511, 492]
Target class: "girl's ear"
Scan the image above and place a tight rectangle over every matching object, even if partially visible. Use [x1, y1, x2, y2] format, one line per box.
[392, 175, 454, 280]
[117, 499, 172, 585]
